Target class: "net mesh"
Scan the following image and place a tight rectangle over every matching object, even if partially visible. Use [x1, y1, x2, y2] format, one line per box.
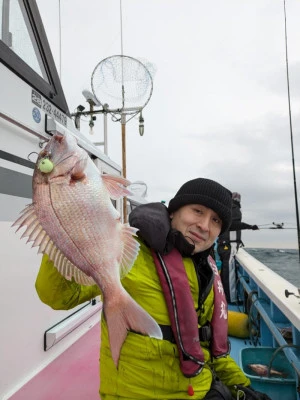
[91, 55, 153, 114]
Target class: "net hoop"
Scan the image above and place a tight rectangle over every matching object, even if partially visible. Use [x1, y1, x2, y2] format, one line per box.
[91, 55, 153, 116]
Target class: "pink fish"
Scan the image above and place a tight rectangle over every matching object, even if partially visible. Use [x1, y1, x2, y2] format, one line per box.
[248, 363, 286, 377]
[13, 131, 162, 366]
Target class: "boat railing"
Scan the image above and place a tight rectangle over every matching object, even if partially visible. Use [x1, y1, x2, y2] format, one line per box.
[236, 270, 300, 378]
[235, 250, 300, 396]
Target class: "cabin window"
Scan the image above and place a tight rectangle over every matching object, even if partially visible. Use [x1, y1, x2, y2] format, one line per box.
[0, 0, 69, 114]
[1, 0, 48, 81]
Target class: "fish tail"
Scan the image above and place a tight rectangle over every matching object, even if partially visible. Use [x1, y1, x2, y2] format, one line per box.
[104, 290, 162, 368]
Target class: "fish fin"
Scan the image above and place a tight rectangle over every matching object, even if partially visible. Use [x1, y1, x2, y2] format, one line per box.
[105, 289, 163, 367]
[13, 204, 95, 286]
[51, 249, 96, 286]
[12, 204, 36, 231]
[119, 225, 140, 278]
[12, 205, 46, 243]
[102, 174, 132, 200]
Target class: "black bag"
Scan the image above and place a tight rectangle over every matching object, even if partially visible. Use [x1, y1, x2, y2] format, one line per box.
[203, 378, 234, 400]
[234, 385, 273, 400]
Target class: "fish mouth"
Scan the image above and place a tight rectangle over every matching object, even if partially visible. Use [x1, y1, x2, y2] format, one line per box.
[39, 152, 79, 174]
[54, 153, 77, 168]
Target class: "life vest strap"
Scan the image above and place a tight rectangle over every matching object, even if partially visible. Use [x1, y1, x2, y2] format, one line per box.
[159, 324, 212, 343]
[152, 249, 205, 377]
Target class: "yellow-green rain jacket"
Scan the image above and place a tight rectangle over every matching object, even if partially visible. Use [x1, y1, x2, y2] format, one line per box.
[36, 241, 250, 399]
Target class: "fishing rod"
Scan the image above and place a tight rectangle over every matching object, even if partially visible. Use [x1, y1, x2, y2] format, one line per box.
[283, 0, 300, 262]
[259, 227, 296, 230]
[257, 222, 296, 230]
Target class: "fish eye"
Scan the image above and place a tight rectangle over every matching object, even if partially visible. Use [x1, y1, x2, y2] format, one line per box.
[39, 150, 52, 159]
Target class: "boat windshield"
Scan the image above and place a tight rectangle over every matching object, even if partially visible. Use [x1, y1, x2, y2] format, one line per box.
[1, 0, 48, 81]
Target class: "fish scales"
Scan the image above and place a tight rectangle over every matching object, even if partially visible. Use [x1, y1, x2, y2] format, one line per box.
[36, 156, 121, 274]
[13, 131, 162, 366]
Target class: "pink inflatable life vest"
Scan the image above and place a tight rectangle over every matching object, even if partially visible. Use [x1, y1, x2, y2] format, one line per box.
[152, 249, 229, 378]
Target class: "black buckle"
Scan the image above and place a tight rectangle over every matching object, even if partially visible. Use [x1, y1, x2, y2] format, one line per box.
[199, 325, 211, 342]
[159, 325, 176, 343]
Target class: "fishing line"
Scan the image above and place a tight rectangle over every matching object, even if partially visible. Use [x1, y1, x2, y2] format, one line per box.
[283, 0, 300, 262]
[120, 0, 125, 108]
[120, 0, 124, 57]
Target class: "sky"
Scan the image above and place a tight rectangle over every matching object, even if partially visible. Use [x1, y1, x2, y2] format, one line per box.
[36, 0, 300, 249]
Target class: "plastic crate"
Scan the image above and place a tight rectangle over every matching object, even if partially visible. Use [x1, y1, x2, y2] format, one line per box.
[240, 347, 297, 400]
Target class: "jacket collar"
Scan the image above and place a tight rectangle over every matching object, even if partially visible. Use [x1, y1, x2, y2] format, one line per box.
[129, 202, 199, 256]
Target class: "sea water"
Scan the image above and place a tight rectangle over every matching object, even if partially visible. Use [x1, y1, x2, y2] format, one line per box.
[245, 248, 300, 288]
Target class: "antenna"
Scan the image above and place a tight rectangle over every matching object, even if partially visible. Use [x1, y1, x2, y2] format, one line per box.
[58, 0, 62, 79]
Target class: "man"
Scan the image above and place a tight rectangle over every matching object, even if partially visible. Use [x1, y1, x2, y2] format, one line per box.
[217, 192, 259, 302]
[35, 178, 270, 399]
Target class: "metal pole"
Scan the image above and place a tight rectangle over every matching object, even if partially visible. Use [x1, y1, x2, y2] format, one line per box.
[121, 114, 127, 223]
[103, 112, 108, 155]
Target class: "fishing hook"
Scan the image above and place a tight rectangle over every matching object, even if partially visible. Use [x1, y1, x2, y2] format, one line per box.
[27, 152, 39, 163]
[39, 140, 48, 148]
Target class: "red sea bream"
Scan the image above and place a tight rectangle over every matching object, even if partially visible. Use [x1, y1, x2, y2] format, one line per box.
[13, 132, 162, 366]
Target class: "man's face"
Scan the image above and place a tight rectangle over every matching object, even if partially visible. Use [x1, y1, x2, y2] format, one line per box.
[170, 204, 222, 254]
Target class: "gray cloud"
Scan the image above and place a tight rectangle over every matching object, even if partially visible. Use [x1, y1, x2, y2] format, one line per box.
[38, 0, 300, 249]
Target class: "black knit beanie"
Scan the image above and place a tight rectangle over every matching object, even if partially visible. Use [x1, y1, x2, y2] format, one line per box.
[168, 178, 232, 234]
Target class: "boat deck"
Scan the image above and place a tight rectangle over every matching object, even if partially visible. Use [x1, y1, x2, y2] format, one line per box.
[8, 311, 257, 400]
[9, 323, 101, 400]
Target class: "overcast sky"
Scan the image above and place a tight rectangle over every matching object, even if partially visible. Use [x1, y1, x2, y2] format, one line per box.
[37, 0, 300, 249]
